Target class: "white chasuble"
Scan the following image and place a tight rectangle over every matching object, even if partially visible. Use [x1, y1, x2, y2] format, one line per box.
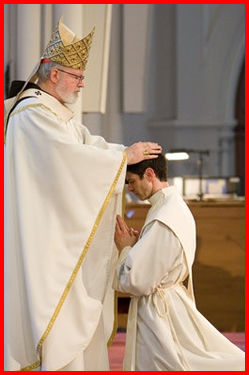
[4, 90, 126, 371]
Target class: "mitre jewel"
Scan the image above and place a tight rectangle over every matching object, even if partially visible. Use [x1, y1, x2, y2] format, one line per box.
[42, 17, 95, 71]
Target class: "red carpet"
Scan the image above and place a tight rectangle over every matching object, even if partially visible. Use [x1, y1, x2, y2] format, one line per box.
[108, 331, 245, 371]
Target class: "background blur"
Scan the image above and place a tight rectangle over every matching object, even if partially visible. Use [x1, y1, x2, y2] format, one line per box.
[4, 4, 245, 193]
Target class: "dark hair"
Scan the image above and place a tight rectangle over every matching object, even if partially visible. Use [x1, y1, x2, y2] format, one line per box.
[127, 153, 168, 181]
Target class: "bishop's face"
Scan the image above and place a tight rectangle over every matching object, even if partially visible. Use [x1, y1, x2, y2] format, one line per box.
[55, 67, 85, 104]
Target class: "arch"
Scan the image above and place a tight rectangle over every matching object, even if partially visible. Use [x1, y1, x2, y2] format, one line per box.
[214, 5, 245, 121]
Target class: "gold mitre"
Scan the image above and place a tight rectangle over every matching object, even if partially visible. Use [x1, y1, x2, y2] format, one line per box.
[4, 17, 95, 142]
[42, 17, 95, 71]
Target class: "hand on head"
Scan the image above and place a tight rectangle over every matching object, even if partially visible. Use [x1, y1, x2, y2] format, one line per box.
[125, 142, 162, 165]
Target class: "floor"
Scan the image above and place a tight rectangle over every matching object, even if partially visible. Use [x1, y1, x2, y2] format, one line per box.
[108, 331, 245, 371]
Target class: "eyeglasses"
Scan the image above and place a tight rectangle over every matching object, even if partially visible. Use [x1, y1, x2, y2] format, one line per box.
[57, 69, 85, 83]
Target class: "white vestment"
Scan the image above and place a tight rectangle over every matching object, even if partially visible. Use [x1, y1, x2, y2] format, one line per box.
[4, 88, 127, 371]
[113, 187, 245, 371]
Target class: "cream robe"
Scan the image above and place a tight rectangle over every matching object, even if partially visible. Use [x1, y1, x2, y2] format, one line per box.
[113, 187, 245, 371]
[4, 89, 127, 371]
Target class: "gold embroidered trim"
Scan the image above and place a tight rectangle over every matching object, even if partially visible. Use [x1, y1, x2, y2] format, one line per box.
[19, 361, 41, 371]
[36, 152, 127, 355]
[10, 103, 59, 120]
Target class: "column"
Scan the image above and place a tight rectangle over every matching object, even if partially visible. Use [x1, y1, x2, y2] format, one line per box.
[16, 4, 41, 80]
[122, 4, 150, 113]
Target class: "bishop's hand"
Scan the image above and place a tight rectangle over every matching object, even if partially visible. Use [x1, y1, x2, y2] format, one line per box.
[125, 141, 162, 165]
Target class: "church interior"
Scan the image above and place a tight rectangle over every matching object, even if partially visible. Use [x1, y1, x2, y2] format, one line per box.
[4, 4, 245, 371]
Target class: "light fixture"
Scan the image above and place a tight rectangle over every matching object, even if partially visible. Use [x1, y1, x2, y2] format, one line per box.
[165, 149, 210, 201]
[165, 151, 189, 161]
